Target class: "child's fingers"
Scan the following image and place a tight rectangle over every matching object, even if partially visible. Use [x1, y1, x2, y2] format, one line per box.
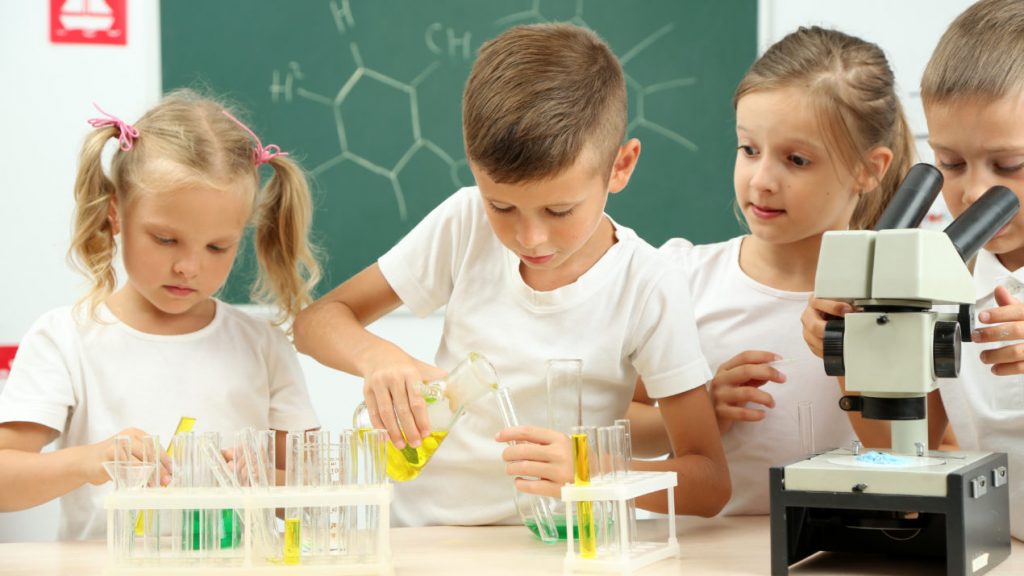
[993, 285, 1023, 308]
[972, 321, 1024, 343]
[980, 343, 1024, 370]
[506, 460, 574, 488]
[809, 297, 853, 318]
[370, 390, 406, 449]
[511, 476, 561, 499]
[978, 304, 1024, 325]
[390, 379, 423, 448]
[718, 350, 780, 371]
[501, 441, 566, 465]
[495, 425, 562, 446]
[801, 306, 827, 358]
[405, 379, 432, 440]
[713, 364, 784, 390]
[715, 404, 767, 423]
[989, 360, 1024, 377]
[716, 385, 775, 409]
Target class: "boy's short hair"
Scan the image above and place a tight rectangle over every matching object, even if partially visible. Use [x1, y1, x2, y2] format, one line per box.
[462, 23, 627, 184]
[922, 0, 1024, 105]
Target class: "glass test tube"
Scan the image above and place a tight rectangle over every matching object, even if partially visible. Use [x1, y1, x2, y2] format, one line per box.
[547, 359, 583, 435]
[595, 426, 614, 554]
[284, 431, 304, 565]
[199, 432, 220, 556]
[359, 428, 387, 558]
[112, 435, 132, 560]
[571, 426, 596, 559]
[235, 428, 278, 561]
[614, 418, 637, 551]
[335, 429, 355, 554]
[305, 430, 332, 557]
[170, 433, 187, 557]
[139, 434, 161, 558]
[547, 359, 583, 540]
[494, 387, 559, 544]
[798, 401, 815, 457]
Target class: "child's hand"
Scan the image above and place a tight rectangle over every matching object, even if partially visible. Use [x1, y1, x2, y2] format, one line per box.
[801, 297, 854, 358]
[496, 426, 573, 498]
[973, 286, 1024, 375]
[85, 428, 172, 487]
[710, 351, 786, 433]
[362, 349, 447, 450]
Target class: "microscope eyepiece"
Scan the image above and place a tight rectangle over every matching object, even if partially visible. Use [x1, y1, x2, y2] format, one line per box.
[943, 186, 1021, 262]
[873, 163, 944, 231]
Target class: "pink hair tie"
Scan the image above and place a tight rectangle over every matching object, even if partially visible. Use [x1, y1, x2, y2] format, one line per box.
[88, 103, 139, 152]
[222, 110, 289, 166]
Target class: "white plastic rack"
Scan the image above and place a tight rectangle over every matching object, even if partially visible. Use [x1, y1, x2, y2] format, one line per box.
[104, 484, 393, 575]
[561, 471, 679, 574]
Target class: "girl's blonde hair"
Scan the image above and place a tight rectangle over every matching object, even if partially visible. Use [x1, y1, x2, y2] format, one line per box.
[69, 89, 320, 324]
[734, 26, 914, 230]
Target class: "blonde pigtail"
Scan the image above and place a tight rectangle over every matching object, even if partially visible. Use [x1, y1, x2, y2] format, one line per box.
[857, 100, 915, 230]
[252, 155, 321, 326]
[68, 127, 121, 315]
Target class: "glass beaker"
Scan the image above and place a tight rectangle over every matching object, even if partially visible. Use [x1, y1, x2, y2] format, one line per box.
[352, 352, 499, 482]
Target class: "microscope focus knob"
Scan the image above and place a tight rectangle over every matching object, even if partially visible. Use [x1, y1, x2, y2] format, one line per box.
[823, 319, 845, 376]
[959, 303, 976, 342]
[934, 320, 962, 378]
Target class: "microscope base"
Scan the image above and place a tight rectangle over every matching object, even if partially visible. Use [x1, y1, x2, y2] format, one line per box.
[769, 450, 1009, 576]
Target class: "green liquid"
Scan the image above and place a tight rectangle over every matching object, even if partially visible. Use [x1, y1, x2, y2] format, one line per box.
[183, 509, 240, 549]
[524, 513, 616, 541]
[524, 514, 576, 541]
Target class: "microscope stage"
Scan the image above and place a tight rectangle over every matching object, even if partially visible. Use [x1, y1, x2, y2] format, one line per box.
[783, 449, 997, 497]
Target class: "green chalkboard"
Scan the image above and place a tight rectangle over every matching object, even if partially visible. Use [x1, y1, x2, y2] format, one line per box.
[161, 0, 755, 303]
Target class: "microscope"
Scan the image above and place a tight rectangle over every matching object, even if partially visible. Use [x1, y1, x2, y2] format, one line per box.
[770, 164, 1019, 576]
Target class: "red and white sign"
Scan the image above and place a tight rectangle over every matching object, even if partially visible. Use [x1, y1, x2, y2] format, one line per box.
[50, 0, 126, 46]
[0, 346, 17, 381]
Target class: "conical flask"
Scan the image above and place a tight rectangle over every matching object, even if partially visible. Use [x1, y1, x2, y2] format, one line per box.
[353, 352, 499, 482]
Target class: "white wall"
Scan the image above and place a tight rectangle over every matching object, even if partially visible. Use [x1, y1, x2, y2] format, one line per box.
[0, 0, 163, 543]
[0, 0, 979, 542]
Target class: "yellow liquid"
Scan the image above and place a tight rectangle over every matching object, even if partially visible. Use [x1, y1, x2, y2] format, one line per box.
[284, 518, 301, 565]
[384, 431, 448, 482]
[572, 433, 596, 559]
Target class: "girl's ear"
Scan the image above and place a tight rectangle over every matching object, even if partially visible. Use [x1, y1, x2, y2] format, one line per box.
[608, 138, 641, 194]
[856, 145, 894, 195]
[107, 196, 121, 236]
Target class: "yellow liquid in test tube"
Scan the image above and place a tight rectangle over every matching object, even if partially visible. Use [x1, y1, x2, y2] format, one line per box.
[385, 431, 448, 482]
[284, 518, 301, 565]
[572, 433, 595, 559]
[135, 416, 195, 535]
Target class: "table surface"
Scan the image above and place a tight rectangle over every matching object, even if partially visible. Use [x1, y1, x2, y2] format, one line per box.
[0, 515, 1019, 575]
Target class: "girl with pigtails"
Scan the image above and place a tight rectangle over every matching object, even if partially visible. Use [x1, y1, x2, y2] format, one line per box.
[0, 89, 321, 540]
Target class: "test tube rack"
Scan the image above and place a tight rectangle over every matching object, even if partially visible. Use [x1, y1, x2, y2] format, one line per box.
[104, 484, 393, 575]
[561, 471, 679, 574]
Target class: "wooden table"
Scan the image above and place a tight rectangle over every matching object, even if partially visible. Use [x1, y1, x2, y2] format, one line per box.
[0, 515, 1019, 575]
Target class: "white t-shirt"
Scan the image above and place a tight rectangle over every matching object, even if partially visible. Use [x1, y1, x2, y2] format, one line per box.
[661, 236, 856, 515]
[939, 249, 1024, 539]
[0, 300, 320, 540]
[378, 187, 711, 527]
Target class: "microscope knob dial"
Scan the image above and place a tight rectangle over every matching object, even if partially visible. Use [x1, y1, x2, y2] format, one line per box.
[958, 303, 975, 342]
[823, 318, 845, 376]
[934, 321, 962, 378]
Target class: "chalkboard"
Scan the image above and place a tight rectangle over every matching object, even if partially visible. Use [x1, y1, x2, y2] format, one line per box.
[161, 1, 756, 303]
